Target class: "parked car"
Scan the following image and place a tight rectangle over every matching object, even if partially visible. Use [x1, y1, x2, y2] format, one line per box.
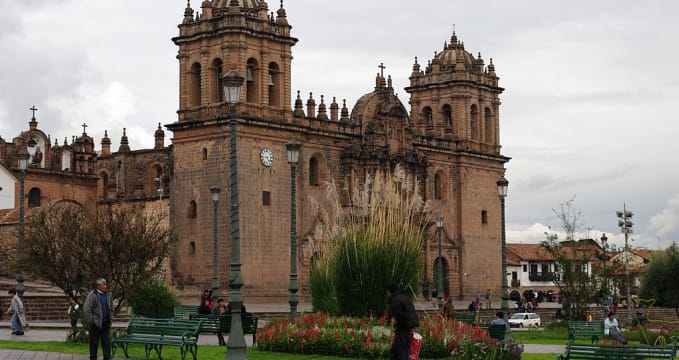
[508, 313, 541, 328]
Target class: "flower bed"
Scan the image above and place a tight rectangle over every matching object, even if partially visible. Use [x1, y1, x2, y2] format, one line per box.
[257, 312, 523, 359]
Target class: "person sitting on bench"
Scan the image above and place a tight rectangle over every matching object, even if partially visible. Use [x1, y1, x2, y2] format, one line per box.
[604, 312, 627, 344]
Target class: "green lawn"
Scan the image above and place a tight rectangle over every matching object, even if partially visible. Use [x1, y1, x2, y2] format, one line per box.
[0, 341, 355, 360]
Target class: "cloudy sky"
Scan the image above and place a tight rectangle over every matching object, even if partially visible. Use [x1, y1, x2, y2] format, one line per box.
[2, 0, 678, 250]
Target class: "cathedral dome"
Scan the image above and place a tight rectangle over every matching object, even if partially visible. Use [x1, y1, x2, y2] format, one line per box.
[435, 46, 475, 67]
[211, 0, 263, 9]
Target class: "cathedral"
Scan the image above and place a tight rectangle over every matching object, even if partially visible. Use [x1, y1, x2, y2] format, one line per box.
[0, 0, 509, 302]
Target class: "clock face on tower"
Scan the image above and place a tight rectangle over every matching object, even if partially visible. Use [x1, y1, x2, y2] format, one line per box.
[260, 148, 274, 167]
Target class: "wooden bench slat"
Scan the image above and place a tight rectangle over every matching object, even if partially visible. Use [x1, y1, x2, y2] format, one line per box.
[189, 313, 259, 345]
[560, 340, 677, 360]
[112, 317, 202, 360]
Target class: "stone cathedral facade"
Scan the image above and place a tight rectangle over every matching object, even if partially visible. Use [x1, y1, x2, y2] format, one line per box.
[1, 0, 509, 301]
[167, 0, 509, 300]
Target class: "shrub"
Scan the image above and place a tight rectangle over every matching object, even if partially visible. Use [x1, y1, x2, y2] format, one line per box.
[128, 280, 179, 318]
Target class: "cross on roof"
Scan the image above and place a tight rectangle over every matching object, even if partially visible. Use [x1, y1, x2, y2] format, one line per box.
[30, 105, 38, 118]
[82, 123, 88, 133]
[378, 63, 386, 77]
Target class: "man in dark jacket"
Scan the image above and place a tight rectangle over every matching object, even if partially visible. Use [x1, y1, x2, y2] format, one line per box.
[387, 283, 419, 360]
[84, 278, 113, 360]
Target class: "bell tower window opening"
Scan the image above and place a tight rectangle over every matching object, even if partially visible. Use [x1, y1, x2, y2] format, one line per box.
[423, 107, 433, 127]
[442, 104, 453, 129]
[484, 107, 493, 143]
[246, 58, 260, 104]
[211, 58, 224, 103]
[470, 104, 479, 140]
[189, 62, 202, 108]
[268, 62, 281, 107]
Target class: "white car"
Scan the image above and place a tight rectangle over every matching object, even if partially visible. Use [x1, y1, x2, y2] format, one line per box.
[508, 313, 541, 328]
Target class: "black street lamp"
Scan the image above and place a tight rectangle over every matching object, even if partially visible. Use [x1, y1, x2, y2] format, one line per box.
[16, 146, 30, 300]
[211, 186, 221, 301]
[285, 139, 301, 322]
[435, 218, 444, 308]
[599, 233, 609, 304]
[496, 176, 510, 338]
[222, 69, 246, 360]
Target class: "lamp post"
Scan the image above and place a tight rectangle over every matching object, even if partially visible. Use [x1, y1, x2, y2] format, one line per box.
[286, 140, 301, 322]
[497, 176, 510, 338]
[616, 205, 633, 325]
[222, 69, 246, 360]
[600, 233, 609, 305]
[211, 186, 221, 302]
[16, 147, 29, 300]
[435, 218, 444, 308]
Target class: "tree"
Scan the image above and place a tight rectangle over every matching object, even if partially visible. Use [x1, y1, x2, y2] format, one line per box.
[23, 200, 176, 313]
[540, 201, 602, 320]
[639, 243, 679, 318]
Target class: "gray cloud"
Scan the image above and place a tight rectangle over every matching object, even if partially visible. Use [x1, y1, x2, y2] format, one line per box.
[2, 0, 678, 248]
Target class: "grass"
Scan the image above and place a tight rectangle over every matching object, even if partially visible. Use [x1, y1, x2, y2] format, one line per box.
[0, 340, 562, 359]
[0, 341, 351, 360]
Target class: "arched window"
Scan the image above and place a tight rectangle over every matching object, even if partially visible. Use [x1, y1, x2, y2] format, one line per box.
[188, 200, 197, 219]
[442, 105, 453, 129]
[423, 107, 433, 127]
[268, 62, 281, 107]
[189, 241, 196, 256]
[202, 148, 208, 161]
[246, 58, 259, 104]
[309, 157, 319, 186]
[28, 188, 41, 208]
[189, 62, 202, 107]
[470, 104, 479, 140]
[434, 171, 445, 200]
[211, 58, 224, 103]
[484, 107, 493, 143]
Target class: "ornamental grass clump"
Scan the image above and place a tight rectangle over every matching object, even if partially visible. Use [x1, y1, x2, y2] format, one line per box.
[309, 166, 429, 317]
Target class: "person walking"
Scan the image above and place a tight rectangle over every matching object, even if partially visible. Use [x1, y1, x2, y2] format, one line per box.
[6, 288, 24, 336]
[387, 283, 419, 360]
[84, 278, 113, 360]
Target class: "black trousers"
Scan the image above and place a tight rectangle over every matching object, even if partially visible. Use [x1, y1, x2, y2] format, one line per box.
[89, 322, 111, 360]
[390, 330, 412, 360]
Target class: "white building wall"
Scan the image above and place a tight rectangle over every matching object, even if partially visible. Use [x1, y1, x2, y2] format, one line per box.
[0, 168, 16, 210]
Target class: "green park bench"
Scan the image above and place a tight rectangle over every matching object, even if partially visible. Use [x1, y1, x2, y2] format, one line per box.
[558, 339, 677, 360]
[453, 311, 476, 325]
[478, 323, 506, 341]
[189, 313, 259, 345]
[112, 317, 203, 360]
[173, 305, 199, 320]
[568, 320, 604, 344]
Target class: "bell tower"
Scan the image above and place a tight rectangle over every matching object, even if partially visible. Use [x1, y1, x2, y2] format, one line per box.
[405, 31, 503, 154]
[173, 0, 298, 122]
